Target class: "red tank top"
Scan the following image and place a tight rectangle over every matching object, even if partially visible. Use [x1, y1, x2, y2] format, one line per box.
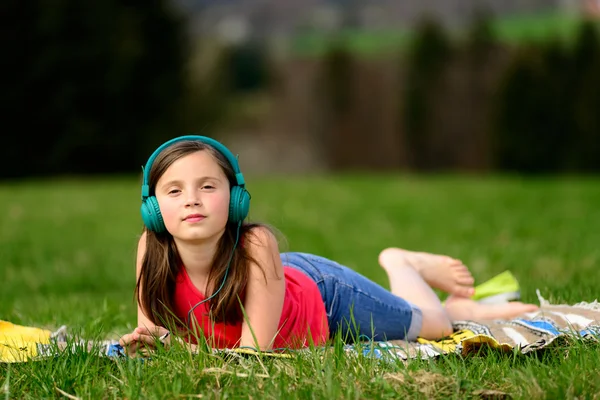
[172, 265, 329, 349]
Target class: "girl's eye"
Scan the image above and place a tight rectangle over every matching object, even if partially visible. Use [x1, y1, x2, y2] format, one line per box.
[202, 185, 215, 190]
[168, 189, 181, 195]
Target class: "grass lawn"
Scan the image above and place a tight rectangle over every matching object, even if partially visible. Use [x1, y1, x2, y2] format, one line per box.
[291, 11, 597, 56]
[1, 174, 600, 398]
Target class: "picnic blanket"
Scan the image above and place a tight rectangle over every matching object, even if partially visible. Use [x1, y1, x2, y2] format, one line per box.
[361, 290, 600, 362]
[2, 291, 599, 364]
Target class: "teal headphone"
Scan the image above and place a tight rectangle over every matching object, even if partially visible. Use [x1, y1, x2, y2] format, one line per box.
[140, 135, 251, 233]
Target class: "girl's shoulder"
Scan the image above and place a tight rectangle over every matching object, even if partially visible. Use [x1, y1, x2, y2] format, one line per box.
[243, 225, 278, 250]
[241, 224, 281, 251]
[241, 225, 285, 276]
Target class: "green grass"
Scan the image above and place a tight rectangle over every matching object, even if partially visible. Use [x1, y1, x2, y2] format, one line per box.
[291, 11, 595, 56]
[2, 174, 600, 398]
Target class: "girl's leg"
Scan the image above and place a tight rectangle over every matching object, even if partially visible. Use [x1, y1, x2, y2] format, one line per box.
[378, 249, 455, 339]
[378, 248, 539, 337]
[378, 247, 475, 297]
[444, 295, 539, 321]
[281, 252, 425, 342]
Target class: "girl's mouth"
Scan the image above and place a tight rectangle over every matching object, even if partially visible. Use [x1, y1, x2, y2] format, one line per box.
[184, 214, 206, 222]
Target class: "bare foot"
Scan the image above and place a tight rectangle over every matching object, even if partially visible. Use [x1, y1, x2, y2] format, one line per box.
[444, 295, 539, 321]
[378, 247, 475, 297]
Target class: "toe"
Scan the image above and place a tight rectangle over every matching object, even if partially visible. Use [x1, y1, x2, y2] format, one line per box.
[456, 269, 473, 278]
[453, 268, 473, 282]
[454, 285, 476, 298]
[446, 257, 462, 265]
[457, 275, 475, 286]
[451, 264, 470, 273]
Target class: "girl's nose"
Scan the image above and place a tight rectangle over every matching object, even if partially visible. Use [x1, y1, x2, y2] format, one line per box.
[185, 192, 201, 207]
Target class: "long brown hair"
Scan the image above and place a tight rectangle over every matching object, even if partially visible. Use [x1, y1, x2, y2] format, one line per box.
[135, 140, 269, 328]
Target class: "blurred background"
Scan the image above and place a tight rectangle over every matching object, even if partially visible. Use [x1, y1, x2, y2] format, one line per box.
[3, 0, 600, 179]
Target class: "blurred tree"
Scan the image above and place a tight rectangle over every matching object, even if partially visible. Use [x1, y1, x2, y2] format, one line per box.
[221, 40, 270, 93]
[465, 8, 495, 56]
[321, 42, 354, 115]
[493, 42, 569, 173]
[1, 0, 196, 178]
[403, 17, 453, 170]
[568, 20, 600, 171]
[493, 20, 600, 173]
[319, 41, 355, 169]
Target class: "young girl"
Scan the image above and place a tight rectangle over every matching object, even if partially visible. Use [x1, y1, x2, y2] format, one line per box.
[119, 135, 539, 355]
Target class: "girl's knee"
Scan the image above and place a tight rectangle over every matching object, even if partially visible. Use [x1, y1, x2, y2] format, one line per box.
[378, 247, 400, 265]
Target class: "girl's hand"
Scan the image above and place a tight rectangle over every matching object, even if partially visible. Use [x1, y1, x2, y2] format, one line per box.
[119, 326, 170, 357]
[119, 331, 145, 357]
[133, 326, 171, 347]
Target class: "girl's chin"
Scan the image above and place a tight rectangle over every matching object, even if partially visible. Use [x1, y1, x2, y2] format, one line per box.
[172, 230, 221, 243]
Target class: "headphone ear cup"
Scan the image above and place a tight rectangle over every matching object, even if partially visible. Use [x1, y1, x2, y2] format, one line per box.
[141, 196, 165, 233]
[229, 186, 251, 223]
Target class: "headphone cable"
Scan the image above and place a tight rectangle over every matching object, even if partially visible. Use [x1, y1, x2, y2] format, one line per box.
[186, 221, 242, 327]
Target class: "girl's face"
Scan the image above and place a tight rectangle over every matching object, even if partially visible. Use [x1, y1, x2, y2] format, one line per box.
[155, 150, 231, 243]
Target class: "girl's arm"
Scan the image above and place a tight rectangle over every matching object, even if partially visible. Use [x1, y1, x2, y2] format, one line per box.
[120, 232, 159, 356]
[240, 227, 286, 350]
[135, 231, 156, 330]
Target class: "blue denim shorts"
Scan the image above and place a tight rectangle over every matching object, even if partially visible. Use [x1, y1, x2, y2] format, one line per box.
[280, 252, 423, 342]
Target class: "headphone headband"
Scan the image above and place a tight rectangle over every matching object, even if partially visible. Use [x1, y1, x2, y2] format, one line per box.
[141, 135, 245, 199]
